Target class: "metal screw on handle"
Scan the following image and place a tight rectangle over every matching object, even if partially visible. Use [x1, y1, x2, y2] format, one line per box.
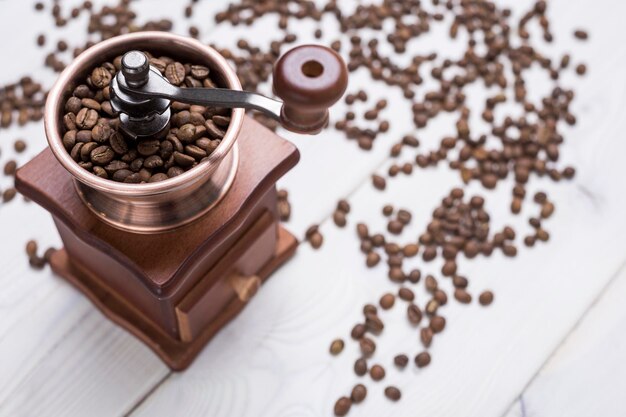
[121, 51, 150, 88]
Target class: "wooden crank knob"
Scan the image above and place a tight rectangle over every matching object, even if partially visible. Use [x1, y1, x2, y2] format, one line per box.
[273, 45, 348, 134]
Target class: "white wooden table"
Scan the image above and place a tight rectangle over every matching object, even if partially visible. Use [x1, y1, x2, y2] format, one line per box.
[1, 0, 626, 416]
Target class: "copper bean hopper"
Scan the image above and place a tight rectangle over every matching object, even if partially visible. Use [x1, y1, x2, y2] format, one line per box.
[15, 32, 347, 370]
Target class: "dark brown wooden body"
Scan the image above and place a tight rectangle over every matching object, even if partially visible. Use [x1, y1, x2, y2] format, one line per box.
[16, 117, 299, 370]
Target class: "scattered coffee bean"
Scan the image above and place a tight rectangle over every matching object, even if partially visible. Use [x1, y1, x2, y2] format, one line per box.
[2, 188, 17, 203]
[415, 352, 431, 368]
[407, 304, 422, 325]
[573, 29, 588, 40]
[379, 293, 395, 310]
[350, 384, 367, 403]
[454, 289, 472, 304]
[479, 291, 494, 306]
[372, 175, 386, 190]
[384, 386, 401, 401]
[334, 397, 351, 416]
[369, 364, 385, 381]
[354, 358, 368, 376]
[359, 337, 376, 357]
[330, 339, 345, 355]
[394, 354, 409, 368]
[430, 316, 446, 333]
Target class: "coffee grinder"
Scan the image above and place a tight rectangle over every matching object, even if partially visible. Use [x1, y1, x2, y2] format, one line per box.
[15, 32, 347, 370]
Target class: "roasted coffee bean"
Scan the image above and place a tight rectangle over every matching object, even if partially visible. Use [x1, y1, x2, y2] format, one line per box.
[93, 166, 108, 178]
[354, 358, 368, 376]
[388, 267, 405, 282]
[479, 290, 494, 306]
[172, 151, 195, 167]
[167, 166, 185, 178]
[104, 160, 129, 175]
[394, 354, 409, 368]
[165, 62, 186, 85]
[407, 304, 422, 325]
[422, 246, 437, 261]
[536, 228, 550, 242]
[81, 98, 100, 111]
[360, 337, 376, 357]
[330, 339, 345, 355]
[441, 260, 457, 277]
[351, 323, 366, 340]
[91, 67, 112, 88]
[366, 251, 380, 267]
[108, 132, 127, 154]
[425, 299, 439, 316]
[540, 202, 555, 218]
[3, 188, 17, 203]
[407, 269, 421, 283]
[90, 145, 114, 165]
[379, 293, 395, 310]
[576, 63, 587, 75]
[80, 142, 98, 161]
[309, 231, 323, 249]
[63, 113, 77, 131]
[382, 205, 393, 216]
[334, 397, 351, 416]
[144, 155, 164, 169]
[205, 120, 225, 138]
[574, 29, 588, 40]
[365, 313, 384, 334]
[369, 364, 385, 381]
[398, 287, 414, 302]
[397, 209, 411, 224]
[454, 289, 472, 304]
[91, 123, 113, 143]
[356, 223, 369, 239]
[420, 328, 433, 348]
[26, 240, 38, 257]
[372, 175, 386, 190]
[415, 351, 431, 368]
[425, 275, 438, 292]
[14, 139, 26, 153]
[112, 169, 133, 182]
[403, 243, 419, 257]
[29, 256, 46, 269]
[333, 210, 347, 227]
[213, 115, 230, 128]
[76, 130, 93, 143]
[148, 173, 168, 183]
[384, 386, 401, 401]
[350, 384, 367, 403]
[70, 143, 84, 161]
[190, 65, 210, 79]
[502, 244, 517, 257]
[387, 220, 403, 234]
[430, 316, 446, 333]
[453, 275, 468, 288]
[184, 144, 207, 160]
[75, 108, 98, 129]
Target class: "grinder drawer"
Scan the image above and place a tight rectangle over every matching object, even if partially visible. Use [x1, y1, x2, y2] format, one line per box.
[175, 210, 277, 342]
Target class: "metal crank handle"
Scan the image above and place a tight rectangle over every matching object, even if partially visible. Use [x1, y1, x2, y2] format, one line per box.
[121, 77, 284, 122]
[120, 45, 348, 134]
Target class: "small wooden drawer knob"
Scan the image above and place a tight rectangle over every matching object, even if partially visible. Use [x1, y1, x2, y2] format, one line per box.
[273, 45, 348, 134]
[228, 273, 261, 302]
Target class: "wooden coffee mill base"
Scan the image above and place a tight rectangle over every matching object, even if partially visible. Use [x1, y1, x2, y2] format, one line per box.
[16, 117, 299, 370]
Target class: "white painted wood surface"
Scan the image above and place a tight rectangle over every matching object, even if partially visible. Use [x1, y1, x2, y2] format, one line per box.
[1, 0, 626, 416]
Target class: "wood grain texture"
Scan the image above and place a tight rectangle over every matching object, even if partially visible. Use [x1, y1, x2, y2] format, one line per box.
[1, 0, 626, 416]
[504, 262, 626, 417]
